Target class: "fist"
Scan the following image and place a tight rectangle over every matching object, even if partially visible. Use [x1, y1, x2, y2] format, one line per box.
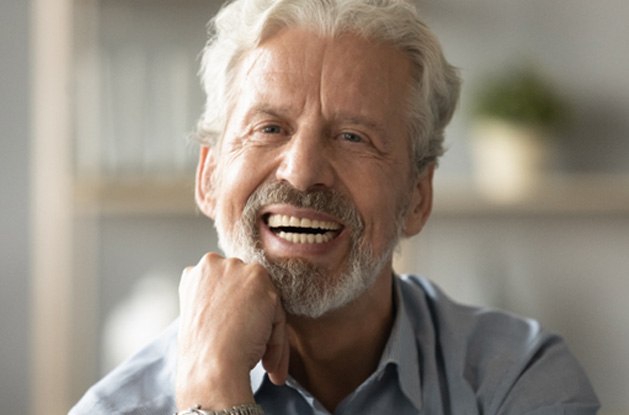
[176, 253, 289, 410]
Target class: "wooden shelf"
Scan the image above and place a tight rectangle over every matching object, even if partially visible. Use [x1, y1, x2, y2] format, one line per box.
[74, 174, 629, 217]
[433, 174, 629, 216]
[74, 176, 197, 216]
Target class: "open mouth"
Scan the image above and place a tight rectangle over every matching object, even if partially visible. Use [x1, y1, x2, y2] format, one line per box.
[264, 213, 342, 244]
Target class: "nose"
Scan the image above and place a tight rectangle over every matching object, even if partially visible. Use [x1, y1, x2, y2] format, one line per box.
[275, 128, 335, 191]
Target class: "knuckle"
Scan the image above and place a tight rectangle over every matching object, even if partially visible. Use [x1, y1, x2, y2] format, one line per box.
[266, 288, 281, 305]
[238, 263, 270, 291]
[245, 262, 267, 277]
[224, 256, 243, 269]
[201, 251, 223, 265]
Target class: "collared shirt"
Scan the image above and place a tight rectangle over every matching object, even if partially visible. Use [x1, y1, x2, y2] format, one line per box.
[70, 275, 600, 414]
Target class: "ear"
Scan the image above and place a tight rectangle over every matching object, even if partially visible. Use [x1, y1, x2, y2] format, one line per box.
[195, 145, 217, 219]
[402, 163, 435, 237]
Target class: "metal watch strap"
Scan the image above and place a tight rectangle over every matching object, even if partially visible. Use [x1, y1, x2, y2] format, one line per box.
[175, 403, 264, 415]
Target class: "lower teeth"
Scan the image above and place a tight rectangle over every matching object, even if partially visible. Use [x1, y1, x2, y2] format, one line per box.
[277, 231, 334, 244]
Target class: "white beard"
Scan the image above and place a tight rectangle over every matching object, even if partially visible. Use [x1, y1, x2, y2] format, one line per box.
[214, 181, 405, 318]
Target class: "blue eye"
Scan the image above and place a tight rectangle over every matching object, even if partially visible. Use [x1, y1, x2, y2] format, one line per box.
[261, 125, 283, 134]
[341, 132, 363, 143]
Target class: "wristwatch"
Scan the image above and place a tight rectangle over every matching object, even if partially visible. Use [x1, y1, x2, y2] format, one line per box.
[175, 404, 264, 415]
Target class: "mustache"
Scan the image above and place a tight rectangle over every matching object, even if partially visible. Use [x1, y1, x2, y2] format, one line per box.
[242, 181, 364, 234]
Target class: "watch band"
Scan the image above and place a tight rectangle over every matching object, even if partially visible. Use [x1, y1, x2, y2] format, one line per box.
[175, 403, 264, 415]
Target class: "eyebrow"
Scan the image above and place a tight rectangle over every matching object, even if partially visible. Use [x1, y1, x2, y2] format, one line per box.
[244, 104, 389, 140]
[334, 113, 387, 137]
[245, 104, 294, 121]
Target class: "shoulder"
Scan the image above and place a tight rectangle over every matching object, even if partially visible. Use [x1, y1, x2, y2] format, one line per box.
[398, 275, 542, 348]
[397, 275, 600, 414]
[69, 320, 179, 415]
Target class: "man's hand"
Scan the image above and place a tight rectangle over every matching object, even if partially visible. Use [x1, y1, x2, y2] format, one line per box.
[176, 253, 290, 410]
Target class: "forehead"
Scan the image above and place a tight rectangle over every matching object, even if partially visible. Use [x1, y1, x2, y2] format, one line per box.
[233, 28, 412, 125]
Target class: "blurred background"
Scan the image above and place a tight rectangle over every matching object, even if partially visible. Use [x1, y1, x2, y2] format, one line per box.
[2, 0, 628, 413]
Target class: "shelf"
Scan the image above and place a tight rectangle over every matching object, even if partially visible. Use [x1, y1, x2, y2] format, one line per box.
[433, 174, 629, 217]
[74, 176, 197, 216]
[74, 174, 629, 217]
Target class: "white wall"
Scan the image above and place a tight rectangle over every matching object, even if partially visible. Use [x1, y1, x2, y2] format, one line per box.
[0, 0, 31, 413]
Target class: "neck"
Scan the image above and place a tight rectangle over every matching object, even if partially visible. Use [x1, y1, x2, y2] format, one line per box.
[286, 269, 395, 412]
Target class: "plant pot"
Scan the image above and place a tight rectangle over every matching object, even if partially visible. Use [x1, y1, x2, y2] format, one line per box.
[471, 118, 554, 203]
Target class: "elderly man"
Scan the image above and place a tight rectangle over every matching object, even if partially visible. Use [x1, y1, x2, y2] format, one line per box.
[71, 0, 599, 414]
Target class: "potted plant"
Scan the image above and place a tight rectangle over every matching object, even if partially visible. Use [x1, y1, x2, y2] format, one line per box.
[470, 65, 568, 202]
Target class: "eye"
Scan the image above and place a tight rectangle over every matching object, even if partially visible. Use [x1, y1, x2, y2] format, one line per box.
[339, 132, 364, 143]
[260, 124, 284, 135]
[248, 122, 290, 145]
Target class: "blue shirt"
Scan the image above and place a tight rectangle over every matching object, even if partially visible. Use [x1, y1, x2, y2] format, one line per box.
[70, 275, 600, 414]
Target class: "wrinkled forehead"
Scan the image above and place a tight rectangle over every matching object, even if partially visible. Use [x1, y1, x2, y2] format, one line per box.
[231, 28, 413, 128]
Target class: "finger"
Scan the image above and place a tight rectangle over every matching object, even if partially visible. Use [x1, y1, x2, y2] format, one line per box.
[275, 299, 290, 384]
[262, 303, 286, 374]
[263, 300, 289, 385]
[278, 330, 290, 383]
[262, 338, 285, 384]
[263, 334, 289, 385]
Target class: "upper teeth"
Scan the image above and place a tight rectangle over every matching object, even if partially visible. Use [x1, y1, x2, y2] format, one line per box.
[267, 214, 341, 231]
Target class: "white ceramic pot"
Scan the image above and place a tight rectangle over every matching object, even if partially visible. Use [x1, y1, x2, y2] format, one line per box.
[471, 118, 553, 203]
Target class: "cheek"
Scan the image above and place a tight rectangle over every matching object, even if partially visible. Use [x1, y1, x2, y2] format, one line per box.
[349, 161, 413, 240]
[215, 150, 274, 214]
[351, 177, 405, 238]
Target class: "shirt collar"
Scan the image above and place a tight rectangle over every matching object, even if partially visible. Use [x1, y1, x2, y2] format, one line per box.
[250, 276, 422, 411]
[376, 276, 423, 410]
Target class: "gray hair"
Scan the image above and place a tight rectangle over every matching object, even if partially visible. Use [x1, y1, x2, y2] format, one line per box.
[197, 0, 461, 174]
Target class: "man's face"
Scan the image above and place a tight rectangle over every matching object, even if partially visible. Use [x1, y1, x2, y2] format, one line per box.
[198, 28, 431, 317]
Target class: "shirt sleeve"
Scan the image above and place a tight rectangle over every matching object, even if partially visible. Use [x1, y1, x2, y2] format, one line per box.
[493, 334, 600, 415]
[404, 276, 600, 415]
[69, 321, 179, 414]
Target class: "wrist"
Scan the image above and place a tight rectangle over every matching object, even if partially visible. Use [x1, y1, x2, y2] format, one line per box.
[176, 363, 254, 410]
[175, 403, 264, 415]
